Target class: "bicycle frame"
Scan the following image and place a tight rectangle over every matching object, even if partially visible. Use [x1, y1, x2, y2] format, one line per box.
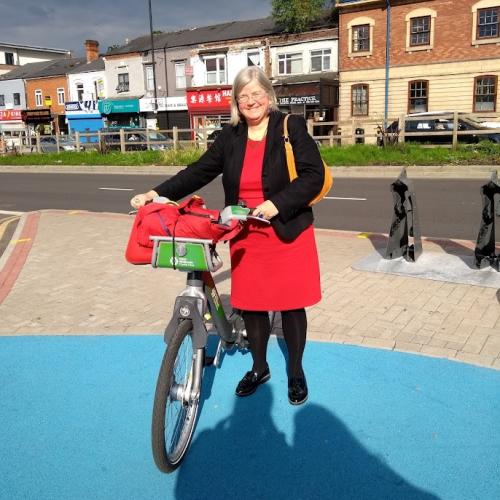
[163, 270, 237, 350]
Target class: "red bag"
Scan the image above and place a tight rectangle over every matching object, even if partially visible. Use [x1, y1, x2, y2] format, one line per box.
[125, 196, 243, 265]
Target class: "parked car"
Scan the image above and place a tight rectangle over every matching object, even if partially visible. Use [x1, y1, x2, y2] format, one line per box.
[100, 129, 173, 151]
[378, 112, 500, 145]
[39, 135, 81, 153]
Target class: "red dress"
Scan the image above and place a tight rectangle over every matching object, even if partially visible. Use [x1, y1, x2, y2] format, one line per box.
[230, 138, 321, 311]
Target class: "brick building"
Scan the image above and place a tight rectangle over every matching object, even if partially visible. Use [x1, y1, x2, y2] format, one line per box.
[336, 0, 500, 142]
[23, 58, 85, 133]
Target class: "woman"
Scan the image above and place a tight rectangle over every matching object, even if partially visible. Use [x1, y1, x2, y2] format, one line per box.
[131, 66, 324, 405]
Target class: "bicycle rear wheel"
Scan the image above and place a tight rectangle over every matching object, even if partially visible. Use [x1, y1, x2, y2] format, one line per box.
[152, 319, 204, 472]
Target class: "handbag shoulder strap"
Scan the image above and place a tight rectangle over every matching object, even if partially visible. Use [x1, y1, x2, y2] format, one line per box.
[283, 114, 298, 181]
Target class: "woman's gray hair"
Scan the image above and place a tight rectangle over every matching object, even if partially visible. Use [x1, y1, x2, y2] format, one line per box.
[230, 66, 278, 126]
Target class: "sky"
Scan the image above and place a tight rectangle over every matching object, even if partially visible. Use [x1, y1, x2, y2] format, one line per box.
[0, 0, 272, 56]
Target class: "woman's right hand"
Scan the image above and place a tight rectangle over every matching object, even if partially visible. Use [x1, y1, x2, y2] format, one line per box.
[130, 190, 159, 209]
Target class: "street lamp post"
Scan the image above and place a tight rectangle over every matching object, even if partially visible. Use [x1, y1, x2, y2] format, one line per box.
[148, 0, 158, 114]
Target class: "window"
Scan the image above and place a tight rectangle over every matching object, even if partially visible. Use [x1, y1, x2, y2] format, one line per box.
[5, 52, 14, 65]
[175, 62, 186, 89]
[310, 49, 331, 72]
[57, 88, 65, 105]
[0, 95, 4, 107]
[145, 65, 155, 91]
[474, 75, 497, 111]
[247, 51, 260, 67]
[477, 7, 499, 38]
[351, 84, 369, 116]
[76, 83, 84, 101]
[35, 90, 42, 107]
[352, 25, 370, 52]
[408, 80, 428, 113]
[278, 53, 303, 75]
[205, 56, 226, 85]
[13, 93, 20, 106]
[410, 16, 431, 45]
[117, 73, 129, 92]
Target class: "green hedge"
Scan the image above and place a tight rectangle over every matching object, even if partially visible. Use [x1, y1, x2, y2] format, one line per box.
[0, 143, 498, 166]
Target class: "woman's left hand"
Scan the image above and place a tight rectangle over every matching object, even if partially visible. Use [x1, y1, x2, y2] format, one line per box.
[253, 200, 278, 220]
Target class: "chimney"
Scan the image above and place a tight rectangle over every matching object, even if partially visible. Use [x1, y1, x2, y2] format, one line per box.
[84, 40, 99, 63]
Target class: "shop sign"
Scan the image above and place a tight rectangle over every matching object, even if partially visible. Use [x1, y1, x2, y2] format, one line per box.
[21, 109, 52, 123]
[139, 96, 188, 112]
[44, 96, 52, 106]
[96, 78, 105, 98]
[0, 109, 22, 121]
[98, 99, 139, 114]
[65, 101, 99, 115]
[278, 95, 320, 105]
[186, 89, 232, 111]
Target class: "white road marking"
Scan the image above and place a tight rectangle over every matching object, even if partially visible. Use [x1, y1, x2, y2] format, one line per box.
[0, 210, 24, 215]
[98, 187, 134, 191]
[325, 196, 367, 201]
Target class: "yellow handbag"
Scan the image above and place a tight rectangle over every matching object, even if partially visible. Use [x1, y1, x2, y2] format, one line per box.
[283, 114, 333, 206]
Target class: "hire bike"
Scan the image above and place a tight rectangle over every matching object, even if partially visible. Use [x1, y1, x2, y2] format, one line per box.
[146, 205, 269, 473]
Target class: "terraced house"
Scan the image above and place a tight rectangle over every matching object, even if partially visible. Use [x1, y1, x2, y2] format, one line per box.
[336, 0, 500, 142]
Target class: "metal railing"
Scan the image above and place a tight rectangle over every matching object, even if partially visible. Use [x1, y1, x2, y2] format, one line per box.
[308, 111, 500, 148]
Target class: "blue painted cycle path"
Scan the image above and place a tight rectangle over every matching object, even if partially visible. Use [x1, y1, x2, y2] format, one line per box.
[1, 335, 499, 500]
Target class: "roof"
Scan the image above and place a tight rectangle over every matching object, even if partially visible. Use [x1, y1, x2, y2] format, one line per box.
[0, 42, 70, 54]
[107, 15, 337, 56]
[67, 57, 105, 74]
[0, 57, 86, 80]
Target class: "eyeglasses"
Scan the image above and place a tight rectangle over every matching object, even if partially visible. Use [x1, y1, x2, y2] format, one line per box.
[236, 91, 267, 103]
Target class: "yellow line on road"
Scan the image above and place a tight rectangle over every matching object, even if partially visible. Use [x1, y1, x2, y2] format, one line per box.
[10, 238, 31, 244]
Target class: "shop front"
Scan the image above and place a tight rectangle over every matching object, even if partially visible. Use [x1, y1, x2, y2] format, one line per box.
[186, 86, 232, 140]
[65, 101, 104, 142]
[273, 74, 339, 137]
[0, 109, 25, 149]
[98, 98, 141, 129]
[21, 108, 53, 135]
[139, 96, 189, 135]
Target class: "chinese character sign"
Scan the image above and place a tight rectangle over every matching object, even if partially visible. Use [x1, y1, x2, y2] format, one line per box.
[186, 89, 232, 111]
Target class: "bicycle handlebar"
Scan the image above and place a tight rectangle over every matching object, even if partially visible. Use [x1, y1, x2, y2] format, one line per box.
[128, 200, 271, 225]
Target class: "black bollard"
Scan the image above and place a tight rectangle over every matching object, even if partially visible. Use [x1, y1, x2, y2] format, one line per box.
[385, 168, 422, 262]
[474, 171, 500, 271]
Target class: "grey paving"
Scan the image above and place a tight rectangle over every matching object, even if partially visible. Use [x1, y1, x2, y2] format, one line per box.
[0, 209, 499, 371]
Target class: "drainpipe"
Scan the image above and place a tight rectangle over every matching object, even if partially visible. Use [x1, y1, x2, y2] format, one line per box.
[148, 0, 158, 114]
[163, 44, 169, 129]
[384, 0, 391, 128]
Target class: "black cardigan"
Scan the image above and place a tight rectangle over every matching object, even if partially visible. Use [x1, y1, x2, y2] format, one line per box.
[153, 111, 325, 241]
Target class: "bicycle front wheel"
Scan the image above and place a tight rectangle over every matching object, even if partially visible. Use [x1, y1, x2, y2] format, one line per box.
[151, 319, 204, 472]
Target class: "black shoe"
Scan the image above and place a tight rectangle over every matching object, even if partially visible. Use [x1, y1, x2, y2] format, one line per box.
[235, 366, 271, 397]
[288, 373, 308, 405]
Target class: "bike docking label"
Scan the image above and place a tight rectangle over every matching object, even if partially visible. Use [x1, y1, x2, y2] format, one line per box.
[156, 241, 209, 271]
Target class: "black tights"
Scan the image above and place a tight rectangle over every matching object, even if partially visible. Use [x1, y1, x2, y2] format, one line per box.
[242, 309, 307, 378]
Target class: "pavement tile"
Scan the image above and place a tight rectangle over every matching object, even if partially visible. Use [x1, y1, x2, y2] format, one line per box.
[394, 341, 423, 353]
[455, 352, 495, 368]
[480, 337, 500, 358]
[420, 345, 458, 359]
[361, 337, 395, 350]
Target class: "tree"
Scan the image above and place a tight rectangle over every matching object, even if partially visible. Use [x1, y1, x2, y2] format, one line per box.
[272, 0, 328, 33]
